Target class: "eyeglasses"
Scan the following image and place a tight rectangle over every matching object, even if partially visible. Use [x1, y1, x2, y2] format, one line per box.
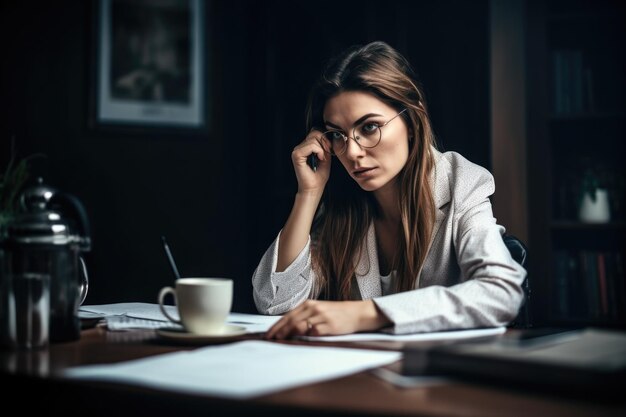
[320, 108, 407, 156]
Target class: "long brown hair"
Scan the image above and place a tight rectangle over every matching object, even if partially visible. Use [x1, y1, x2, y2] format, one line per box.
[305, 41, 438, 300]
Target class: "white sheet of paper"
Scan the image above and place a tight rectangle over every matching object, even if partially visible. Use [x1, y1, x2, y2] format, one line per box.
[79, 303, 281, 333]
[226, 312, 281, 333]
[299, 326, 506, 342]
[64, 340, 401, 399]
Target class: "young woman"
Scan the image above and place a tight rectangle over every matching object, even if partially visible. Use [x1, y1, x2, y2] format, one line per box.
[252, 41, 526, 339]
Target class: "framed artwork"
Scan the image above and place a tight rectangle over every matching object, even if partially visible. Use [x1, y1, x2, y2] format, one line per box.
[92, 0, 206, 130]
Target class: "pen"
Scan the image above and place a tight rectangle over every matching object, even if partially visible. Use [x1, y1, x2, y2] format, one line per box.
[161, 236, 181, 280]
[307, 154, 317, 172]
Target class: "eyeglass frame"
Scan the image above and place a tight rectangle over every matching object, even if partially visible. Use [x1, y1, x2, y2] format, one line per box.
[321, 108, 408, 156]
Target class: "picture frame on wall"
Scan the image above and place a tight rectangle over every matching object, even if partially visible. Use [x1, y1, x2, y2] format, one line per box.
[92, 0, 206, 131]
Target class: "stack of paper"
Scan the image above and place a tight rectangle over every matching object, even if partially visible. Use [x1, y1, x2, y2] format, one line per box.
[79, 303, 281, 333]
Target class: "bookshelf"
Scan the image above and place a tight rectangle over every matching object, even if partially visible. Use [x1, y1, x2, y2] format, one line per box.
[527, 0, 625, 328]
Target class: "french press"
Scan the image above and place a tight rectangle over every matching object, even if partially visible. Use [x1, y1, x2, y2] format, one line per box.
[0, 178, 90, 343]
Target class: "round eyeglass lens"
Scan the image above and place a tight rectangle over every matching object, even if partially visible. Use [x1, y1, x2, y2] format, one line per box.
[354, 122, 382, 148]
[321, 130, 346, 155]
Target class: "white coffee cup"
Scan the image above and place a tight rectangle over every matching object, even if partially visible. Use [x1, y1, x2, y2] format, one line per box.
[158, 278, 233, 335]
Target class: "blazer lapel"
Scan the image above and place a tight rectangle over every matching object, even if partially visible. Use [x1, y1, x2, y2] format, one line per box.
[416, 150, 452, 286]
[429, 150, 452, 246]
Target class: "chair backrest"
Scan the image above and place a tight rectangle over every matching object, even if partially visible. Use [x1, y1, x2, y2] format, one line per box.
[502, 234, 531, 328]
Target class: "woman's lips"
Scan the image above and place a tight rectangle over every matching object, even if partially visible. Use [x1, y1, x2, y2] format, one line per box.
[353, 167, 377, 178]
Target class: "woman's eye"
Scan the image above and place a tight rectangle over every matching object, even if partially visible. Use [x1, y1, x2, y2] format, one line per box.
[362, 123, 379, 134]
[329, 131, 344, 141]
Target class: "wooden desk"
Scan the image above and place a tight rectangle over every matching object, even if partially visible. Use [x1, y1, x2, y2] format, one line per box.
[0, 327, 623, 417]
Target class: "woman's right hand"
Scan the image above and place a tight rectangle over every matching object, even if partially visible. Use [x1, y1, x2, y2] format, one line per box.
[291, 130, 331, 195]
[276, 131, 330, 272]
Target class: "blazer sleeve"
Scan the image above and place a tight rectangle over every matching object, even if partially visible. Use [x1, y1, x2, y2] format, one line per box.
[373, 165, 527, 334]
[252, 231, 315, 315]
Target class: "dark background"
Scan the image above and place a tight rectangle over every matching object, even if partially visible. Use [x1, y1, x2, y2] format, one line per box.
[0, 0, 489, 313]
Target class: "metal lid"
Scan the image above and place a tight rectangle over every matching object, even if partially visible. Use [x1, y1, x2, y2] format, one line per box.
[2, 178, 88, 247]
[5, 210, 81, 245]
[21, 176, 57, 212]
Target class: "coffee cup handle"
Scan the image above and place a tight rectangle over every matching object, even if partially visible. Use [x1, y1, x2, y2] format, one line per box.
[158, 287, 181, 324]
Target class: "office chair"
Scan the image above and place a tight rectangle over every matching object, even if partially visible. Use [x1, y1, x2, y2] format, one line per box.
[503, 234, 531, 328]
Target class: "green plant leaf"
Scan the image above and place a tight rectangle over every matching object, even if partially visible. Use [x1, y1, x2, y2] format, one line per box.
[0, 137, 46, 218]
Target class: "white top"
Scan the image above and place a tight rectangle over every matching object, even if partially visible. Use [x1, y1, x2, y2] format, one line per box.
[380, 271, 396, 296]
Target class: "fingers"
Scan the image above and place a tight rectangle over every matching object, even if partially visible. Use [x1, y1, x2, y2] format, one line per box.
[265, 309, 310, 339]
[293, 132, 328, 163]
[264, 300, 372, 339]
[316, 134, 333, 155]
[306, 321, 331, 337]
[264, 301, 321, 340]
[264, 304, 303, 340]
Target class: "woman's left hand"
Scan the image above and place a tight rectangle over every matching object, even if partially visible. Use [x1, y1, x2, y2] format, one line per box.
[264, 299, 391, 339]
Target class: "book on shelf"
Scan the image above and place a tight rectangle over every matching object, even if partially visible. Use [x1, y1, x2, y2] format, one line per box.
[551, 49, 593, 115]
[597, 252, 608, 317]
[553, 249, 625, 324]
[583, 250, 600, 318]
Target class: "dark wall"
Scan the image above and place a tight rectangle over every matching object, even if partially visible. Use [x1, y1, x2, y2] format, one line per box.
[1, 0, 489, 313]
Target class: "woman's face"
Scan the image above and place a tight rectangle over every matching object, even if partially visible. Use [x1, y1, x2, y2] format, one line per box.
[323, 91, 410, 193]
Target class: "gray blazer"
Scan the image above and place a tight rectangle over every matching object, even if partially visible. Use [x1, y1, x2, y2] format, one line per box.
[252, 150, 527, 334]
